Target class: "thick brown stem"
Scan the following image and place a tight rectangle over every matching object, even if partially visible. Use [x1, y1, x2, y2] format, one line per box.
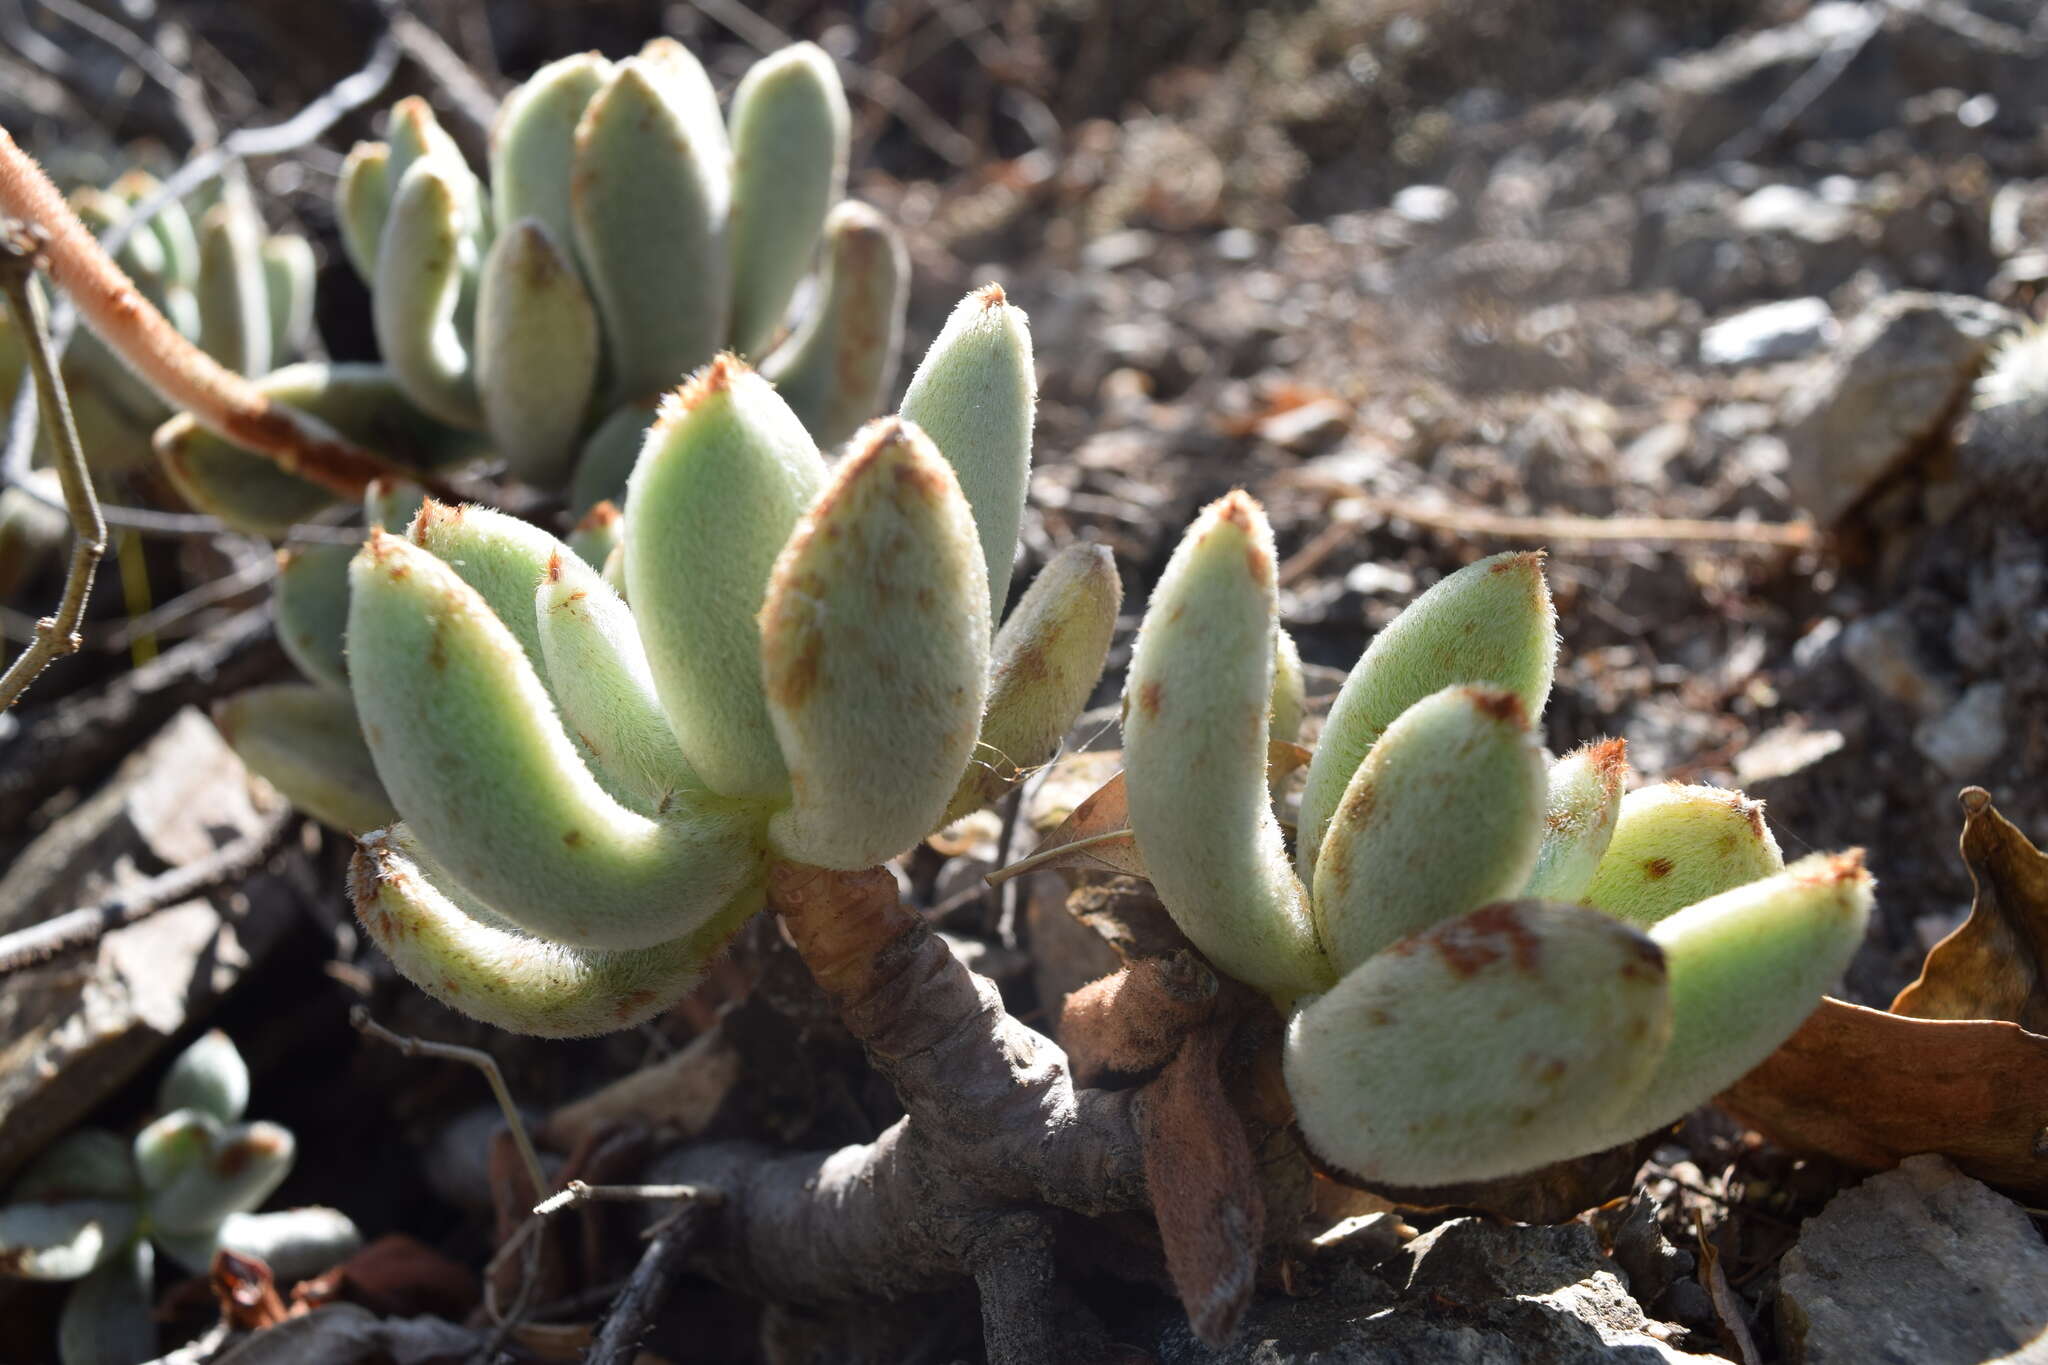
[0, 129, 422, 500]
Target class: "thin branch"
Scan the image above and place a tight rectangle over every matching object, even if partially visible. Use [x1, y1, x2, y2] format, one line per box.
[388, 9, 501, 136]
[349, 1006, 551, 1206]
[0, 222, 104, 710]
[533, 1180, 721, 1218]
[1275, 487, 1815, 585]
[685, 0, 976, 167]
[587, 1197, 719, 1365]
[0, 800, 292, 974]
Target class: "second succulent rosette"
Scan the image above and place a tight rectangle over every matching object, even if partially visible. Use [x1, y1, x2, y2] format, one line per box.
[1120, 493, 1873, 1187]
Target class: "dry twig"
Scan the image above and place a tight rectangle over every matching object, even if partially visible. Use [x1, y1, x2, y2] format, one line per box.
[0, 799, 292, 974]
[0, 221, 103, 709]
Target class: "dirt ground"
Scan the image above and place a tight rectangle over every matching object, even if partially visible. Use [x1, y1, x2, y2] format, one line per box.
[2, 1, 2046, 1361]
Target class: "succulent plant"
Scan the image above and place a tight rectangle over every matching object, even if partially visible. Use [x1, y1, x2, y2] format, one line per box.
[335, 38, 910, 506]
[1121, 492, 1873, 1187]
[0, 171, 315, 481]
[343, 289, 1120, 1036]
[0, 1030, 360, 1365]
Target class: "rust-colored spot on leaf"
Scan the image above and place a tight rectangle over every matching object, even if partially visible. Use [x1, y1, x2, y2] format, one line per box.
[1431, 903, 1541, 978]
[660, 352, 747, 425]
[615, 987, 660, 1022]
[1464, 687, 1526, 726]
[771, 626, 825, 711]
[974, 281, 1007, 308]
[1644, 857, 1675, 880]
[545, 549, 563, 583]
[215, 1131, 285, 1177]
[1139, 680, 1165, 718]
[575, 500, 621, 533]
[1729, 792, 1766, 837]
[562, 829, 584, 847]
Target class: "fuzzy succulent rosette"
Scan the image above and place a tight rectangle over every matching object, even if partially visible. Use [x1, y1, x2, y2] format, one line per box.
[1119, 492, 1873, 1187]
[340, 289, 1122, 1037]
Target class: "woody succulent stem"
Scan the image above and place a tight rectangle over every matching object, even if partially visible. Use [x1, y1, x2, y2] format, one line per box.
[0, 129, 421, 499]
[652, 862, 1150, 1361]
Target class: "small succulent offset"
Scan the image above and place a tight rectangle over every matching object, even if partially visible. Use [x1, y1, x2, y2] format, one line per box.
[336, 37, 910, 507]
[1121, 492, 1873, 1187]
[346, 289, 1122, 1036]
[0, 1031, 360, 1365]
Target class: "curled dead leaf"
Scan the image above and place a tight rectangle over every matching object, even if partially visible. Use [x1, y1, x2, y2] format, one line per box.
[1892, 787, 2048, 1031]
[1719, 998, 2048, 1200]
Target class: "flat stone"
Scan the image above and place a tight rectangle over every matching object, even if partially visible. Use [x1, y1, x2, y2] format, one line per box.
[1783, 292, 2021, 525]
[1778, 1155, 2048, 1365]
[0, 708, 304, 1185]
[1914, 681, 2010, 781]
[1700, 298, 1836, 367]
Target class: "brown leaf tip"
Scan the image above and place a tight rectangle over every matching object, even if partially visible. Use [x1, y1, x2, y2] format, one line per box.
[406, 498, 458, 544]
[1797, 847, 1869, 888]
[390, 94, 436, 134]
[575, 500, 621, 533]
[1960, 786, 1993, 815]
[1463, 686, 1528, 727]
[974, 281, 1007, 309]
[1585, 736, 1628, 781]
[660, 352, 750, 425]
[545, 549, 563, 583]
[1727, 791, 1767, 837]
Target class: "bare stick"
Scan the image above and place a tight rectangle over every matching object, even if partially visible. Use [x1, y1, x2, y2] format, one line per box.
[0, 798, 292, 974]
[349, 1005, 550, 1204]
[533, 1180, 721, 1217]
[0, 222, 104, 710]
[587, 1197, 719, 1365]
[388, 10, 502, 135]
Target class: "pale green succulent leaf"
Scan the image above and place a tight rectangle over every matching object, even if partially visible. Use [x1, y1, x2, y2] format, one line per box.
[132, 1109, 219, 1194]
[572, 58, 729, 406]
[10, 1132, 136, 1204]
[274, 543, 354, 693]
[489, 52, 610, 263]
[0, 1201, 135, 1280]
[1311, 685, 1548, 975]
[567, 501, 622, 570]
[761, 418, 990, 868]
[1582, 783, 1784, 927]
[145, 1119, 294, 1234]
[897, 285, 1036, 620]
[568, 401, 657, 517]
[1269, 626, 1306, 748]
[1298, 551, 1557, 883]
[57, 1236, 154, 1365]
[476, 219, 601, 489]
[336, 141, 392, 282]
[760, 200, 909, 448]
[195, 196, 272, 377]
[536, 544, 706, 813]
[1521, 739, 1630, 901]
[210, 1207, 363, 1283]
[214, 684, 396, 833]
[374, 159, 482, 428]
[942, 540, 1120, 825]
[624, 358, 826, 800]
[351, 824, 759, 1038]
[1586, 850, 1873, 1147]
[158, 1029, 250, 1125]
[346, 532, 766, 949]
[1122, 492, 1329, 1002]
[724, 42, 849, 357]
[1286, 899, 1672, 1187]
[261, 233, 317, 362]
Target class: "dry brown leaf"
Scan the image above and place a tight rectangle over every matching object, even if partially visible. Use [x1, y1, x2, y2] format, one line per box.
[1692, 1212, 1761, 1365]
[1719, 997, 2048, 1199]
[1892, 787, 2048, 1031]
[1061, 950, 1217, 1087]
[213, 1248, 290, 1331]
[989, 743, 1311, 887]
[1137, 1023, 1262, 1348]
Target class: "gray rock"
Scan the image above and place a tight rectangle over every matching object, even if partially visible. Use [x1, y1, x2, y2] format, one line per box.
[1839, 609, 1954, 717]
[1149, 1216, 1715, 1363]
[1783, 292, 2021, 525]
[1700, 298, 1836, 367]
[1914, 681, 2010, 781]
[1778, 1155, 2048, 1365]
[0, 708, 304, 1185]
